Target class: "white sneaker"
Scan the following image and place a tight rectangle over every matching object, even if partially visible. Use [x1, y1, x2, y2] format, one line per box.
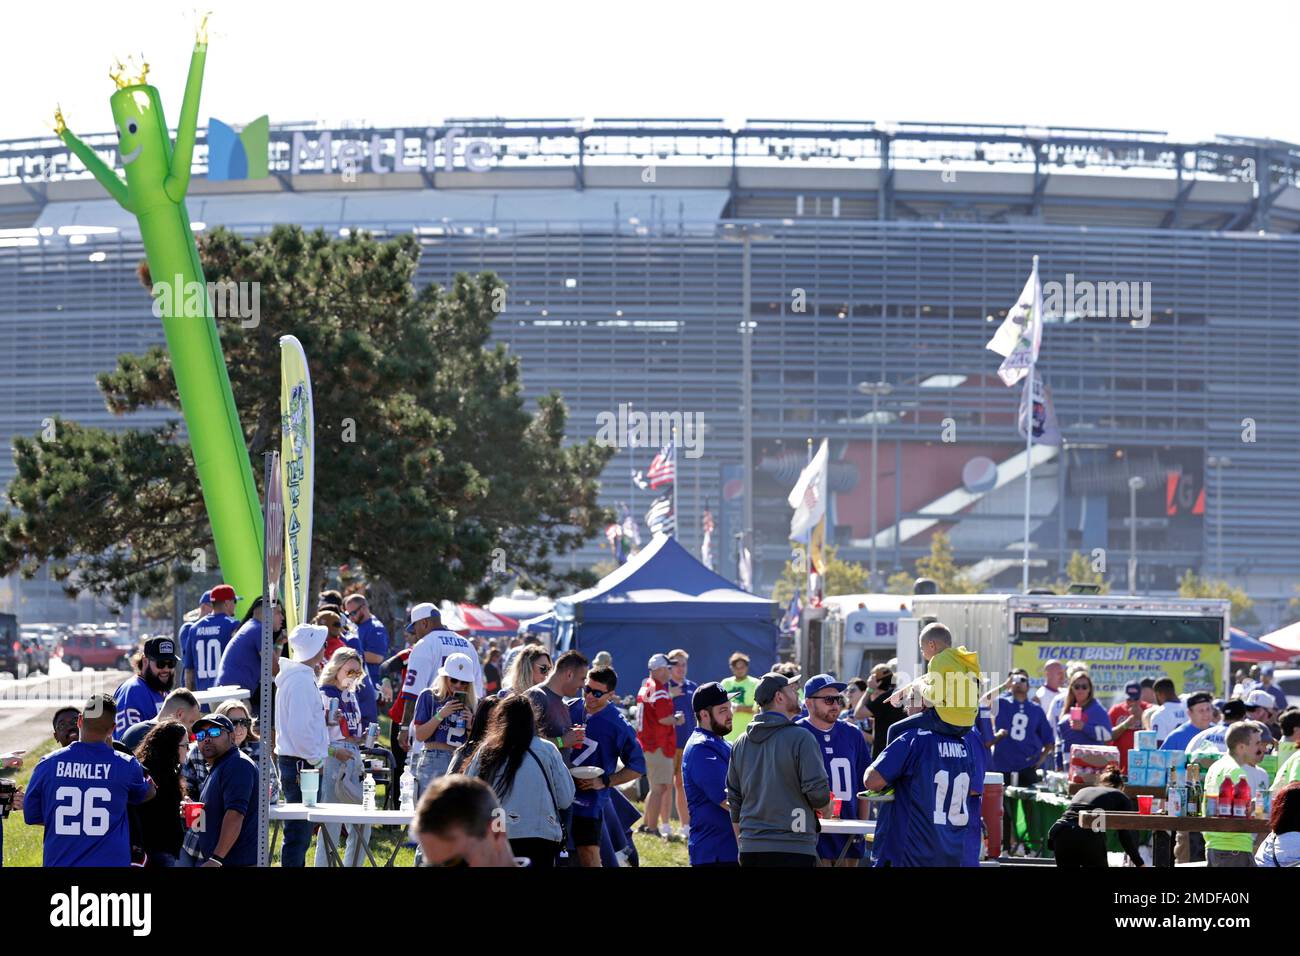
[658, 824, 674, 840]
[679, 824, 690, 840]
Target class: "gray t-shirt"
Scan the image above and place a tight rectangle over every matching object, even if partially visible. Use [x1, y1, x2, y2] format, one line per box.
[525, 684, 572, 740]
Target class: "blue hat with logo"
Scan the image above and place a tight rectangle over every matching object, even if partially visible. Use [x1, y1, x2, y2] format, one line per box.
[803, 673, 847, 699]
[200, 590, 213, 605]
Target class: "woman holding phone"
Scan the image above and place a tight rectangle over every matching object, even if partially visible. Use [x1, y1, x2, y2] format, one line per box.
[1055, 670, 1113, 761]
[412, 652, 479, 800]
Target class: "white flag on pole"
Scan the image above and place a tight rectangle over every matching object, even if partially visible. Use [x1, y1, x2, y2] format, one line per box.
[986, 261, 1043, 386]
[788, 438, 829, 540]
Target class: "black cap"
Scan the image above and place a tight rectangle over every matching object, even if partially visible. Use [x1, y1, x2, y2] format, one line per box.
[692, 681, 740, 713]
[144, 636, 179, 664]
[192, 714, 235, 735]
[1222, 698, 1248, 720]
[754, 671, 800, 707]
[1185, 692, 1214, 709]
[82, 693, 116, 720]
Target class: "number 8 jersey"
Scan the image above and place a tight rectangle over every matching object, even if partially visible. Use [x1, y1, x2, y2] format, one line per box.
[23, 740, 154, 867]
[868, 723, 985, 867]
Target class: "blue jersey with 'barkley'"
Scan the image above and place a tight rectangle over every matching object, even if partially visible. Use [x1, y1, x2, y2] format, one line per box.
[567, 698, 646, 818]
[870, 724, 984, 867]
[23, 741, 153, 867]
[184, 612, 241, 691]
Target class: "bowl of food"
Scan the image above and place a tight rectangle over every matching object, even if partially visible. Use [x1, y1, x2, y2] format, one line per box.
[569, 766, 603, 780]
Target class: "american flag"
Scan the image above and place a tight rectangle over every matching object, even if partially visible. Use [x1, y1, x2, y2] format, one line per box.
[645, 494, 675, 536]
[645, 443, 676, 489]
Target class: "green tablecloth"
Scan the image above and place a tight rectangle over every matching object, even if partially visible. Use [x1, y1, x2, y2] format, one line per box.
[1004, 786, 1137, 857]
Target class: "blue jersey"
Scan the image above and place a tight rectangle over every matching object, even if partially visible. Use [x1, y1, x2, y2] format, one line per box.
[321, 684, 363, 741]
[356, 617, 389, 687]
[343, 634, 379, 724]
[567, 698, 646, 818]
[977, 703, 995, 748]
[671, 678, 698, 748]
[216, 619, 263, 695]
[22, 741, 153, 867]
[1161, 720, 1203, 752]
[412, 689, 470, 756]
[796, 716, 874, 859]
[682, 727, 738, 865]
[1056, 700, 1113, 756]
[870, 724, 984, 867]
[177, 620, 196, 674]
[992, 695, 1053, 773]
[112, 676, 164, 740]
[185, 612, 240, 691]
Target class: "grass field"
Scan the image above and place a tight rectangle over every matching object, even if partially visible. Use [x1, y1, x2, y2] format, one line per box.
[3, 735, 688, 867]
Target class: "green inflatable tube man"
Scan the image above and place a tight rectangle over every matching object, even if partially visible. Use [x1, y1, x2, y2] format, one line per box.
[55, 18, 262, 613]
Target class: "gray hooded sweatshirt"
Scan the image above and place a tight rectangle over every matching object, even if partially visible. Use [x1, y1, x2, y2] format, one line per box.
[726, 709, 831, 856]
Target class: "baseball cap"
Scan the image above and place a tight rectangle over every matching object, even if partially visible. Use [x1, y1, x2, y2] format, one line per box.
[406, 602, 439, 634]
[1221, 699, 1248, 720]
[1186, 692, 1214, 709]
[1043, 659, 1064, 671]
[647, 653, 671, 671]
[803, 673, 847, 699]
[438, 652, 476, 683]
[692, 681, 740, 713]
[1260, 663, 1275, 675]
[199, 590, 214, 605]
[210, 584, 239, 604]
[754, 671, 800, 707]
[192, 714, 235, 736]
[144, 636, 179, 664]
[288, 624, 328, 661]
[1124, 681, 1142, 701]
[1245, 689, 1276, 711]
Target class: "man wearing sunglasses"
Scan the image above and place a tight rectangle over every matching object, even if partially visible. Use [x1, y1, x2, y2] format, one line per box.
[566, 666, 646, 866]
[796, 674, 873, 866]
[178, 714, 259, 867]
[112, 637, 179, 741]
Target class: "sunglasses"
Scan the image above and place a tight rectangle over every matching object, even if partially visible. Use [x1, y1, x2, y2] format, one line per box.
[230, 718, 252, 728]
[811, 694, 845, 705]
[537, 664, 551, 675]
[1071, 683, 1090, 690]
[448, 678, 470, 688]
[192, 727, 226, 741]
[583, 685, 611, 698]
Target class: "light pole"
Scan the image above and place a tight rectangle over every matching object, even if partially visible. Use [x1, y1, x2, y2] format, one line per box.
[856, 381, 893, 589]
[1207, 456, 1231, 578]
[720, 223, 771, 586]
[1127, 475, 1145, 593]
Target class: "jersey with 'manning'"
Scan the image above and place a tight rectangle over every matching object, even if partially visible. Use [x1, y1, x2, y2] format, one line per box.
[22, 740, 153, 867]
[869, 724, 984, 867]
[185, 612, 241, 691]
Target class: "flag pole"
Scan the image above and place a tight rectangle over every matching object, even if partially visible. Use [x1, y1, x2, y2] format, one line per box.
[805, 437, 814, 608]
[1022, 255, 1039, 593]
[672, 426, 679, 539]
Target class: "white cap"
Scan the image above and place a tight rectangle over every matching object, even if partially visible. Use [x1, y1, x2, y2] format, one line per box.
[1245, 689, 1276, 711]
[406, 601, 439, 633]
[438, 652, 476, 683]
[648, 653, 671, 670]
[288, 624, 328, 661]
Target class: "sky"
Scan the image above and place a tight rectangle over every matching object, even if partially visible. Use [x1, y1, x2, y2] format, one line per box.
[5, 1, 1300, 146]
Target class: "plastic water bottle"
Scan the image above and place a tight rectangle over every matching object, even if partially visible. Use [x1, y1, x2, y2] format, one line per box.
[363, 772, 377, 811]
[399, 767, 416, 812]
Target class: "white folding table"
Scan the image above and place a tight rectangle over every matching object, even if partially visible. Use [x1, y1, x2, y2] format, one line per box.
[818, 818, 877, 864]
[306, 804, 414, 868]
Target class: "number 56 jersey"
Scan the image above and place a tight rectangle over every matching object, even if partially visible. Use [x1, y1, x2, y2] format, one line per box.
[23, 740, 153, 867]
[869, 723, 985, 867]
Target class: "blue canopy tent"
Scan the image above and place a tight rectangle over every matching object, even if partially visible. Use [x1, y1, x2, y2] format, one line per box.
[554, 534, 780, 683]
[519, 612, 556, 638]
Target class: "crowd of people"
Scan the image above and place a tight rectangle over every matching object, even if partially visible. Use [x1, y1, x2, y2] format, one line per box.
[5, 589, 1300, 870]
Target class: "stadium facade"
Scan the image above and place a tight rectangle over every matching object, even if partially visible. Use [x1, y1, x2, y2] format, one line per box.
[2, 118, 1300, 625]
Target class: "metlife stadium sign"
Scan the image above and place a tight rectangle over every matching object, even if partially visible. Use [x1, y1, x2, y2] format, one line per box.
[288, 127, 495, 175]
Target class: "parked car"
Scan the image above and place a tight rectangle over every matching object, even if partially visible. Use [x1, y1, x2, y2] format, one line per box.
[1273, 668, 1300, 709]
[0, 613, 23, 677]
[20, 635, 49, 674]
[56, 632, 132, 672]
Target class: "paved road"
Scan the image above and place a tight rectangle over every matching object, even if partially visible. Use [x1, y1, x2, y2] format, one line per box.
[0, 663, 129, 758]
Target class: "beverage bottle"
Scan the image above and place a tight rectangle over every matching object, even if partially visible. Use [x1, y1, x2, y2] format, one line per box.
[1166, 767, 1182, 817]
[1218, 777, 1235, 817]
[1232, 777, 1250, 819]
[363, 772, 377, 811]
[1186, 763, 1200, 817]
[399, 767, 416, 812]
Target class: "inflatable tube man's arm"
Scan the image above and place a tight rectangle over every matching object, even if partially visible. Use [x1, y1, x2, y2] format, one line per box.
[55, 107, 131, 211]
[163, 35, 208, 204]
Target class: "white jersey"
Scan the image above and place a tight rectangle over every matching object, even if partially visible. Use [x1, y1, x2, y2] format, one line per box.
[1148, 700, 1188, 747]
[401, 628, 484, 702]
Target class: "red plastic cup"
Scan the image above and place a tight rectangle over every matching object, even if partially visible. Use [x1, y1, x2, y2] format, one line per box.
[832, 797, 843, 818]
[181, 800, 205, 829]
[1137, 795, 1152, 815]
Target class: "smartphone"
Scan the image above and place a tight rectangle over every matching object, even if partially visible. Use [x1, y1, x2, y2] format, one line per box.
[1070, 706, 1083, 722]
[453, 691, 468, 707]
